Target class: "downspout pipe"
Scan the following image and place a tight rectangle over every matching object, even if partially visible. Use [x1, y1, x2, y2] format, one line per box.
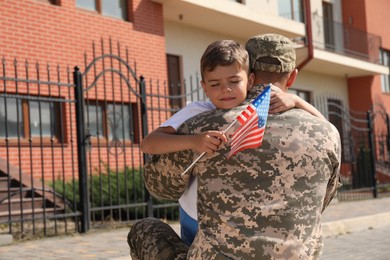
[297, 0, 313, 71]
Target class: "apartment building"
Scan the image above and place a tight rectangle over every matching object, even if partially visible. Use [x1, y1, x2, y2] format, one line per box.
[1, 0, 389, 184]
[156, 0, 388, 111]
[154, 0, 390, 185]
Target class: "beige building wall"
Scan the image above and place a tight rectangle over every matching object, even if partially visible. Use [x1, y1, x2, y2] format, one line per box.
[163, 0, 350, 107]
[165, 21, 245, 80]
[296, 70, 349, 106]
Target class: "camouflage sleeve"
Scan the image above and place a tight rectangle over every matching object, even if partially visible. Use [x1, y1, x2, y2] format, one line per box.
[322, 125, 343, 212]
[143, 123, 194, 201]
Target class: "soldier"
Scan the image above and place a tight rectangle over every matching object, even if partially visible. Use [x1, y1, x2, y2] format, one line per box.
[128, 34, 341, 259]
[139, 39, 326, 248]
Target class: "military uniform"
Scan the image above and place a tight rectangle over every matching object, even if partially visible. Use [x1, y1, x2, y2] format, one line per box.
[130, 83, 341, 260]
[128, 33, 342, 260]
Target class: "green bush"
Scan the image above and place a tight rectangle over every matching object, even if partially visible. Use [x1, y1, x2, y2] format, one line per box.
[50, 167, 179, 221]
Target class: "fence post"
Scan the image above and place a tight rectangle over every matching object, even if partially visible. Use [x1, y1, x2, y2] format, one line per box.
[73, 66, 90, 232]
[367, 110, 378, 198]
[138, 76, 153, 217]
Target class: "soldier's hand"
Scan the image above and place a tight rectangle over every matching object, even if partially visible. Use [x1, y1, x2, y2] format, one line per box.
[193, 131, 227, 154]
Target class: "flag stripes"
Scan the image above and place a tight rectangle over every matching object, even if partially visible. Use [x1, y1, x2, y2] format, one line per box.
[237, 105, 255, 125]
[227, 85, 271, 158]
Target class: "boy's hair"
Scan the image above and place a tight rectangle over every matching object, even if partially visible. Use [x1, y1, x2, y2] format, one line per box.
[200, 40, 249, 81]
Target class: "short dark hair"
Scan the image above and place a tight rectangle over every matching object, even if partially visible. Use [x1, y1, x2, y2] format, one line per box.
[200, 40, 249, 81]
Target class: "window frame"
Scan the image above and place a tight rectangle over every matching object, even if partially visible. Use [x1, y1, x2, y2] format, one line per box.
[35, 0, 60, 5]
[288, 88, 312, 103]
[278, 0, 304, 22]
[76, 0, 132, 21]
[380, 49, 390, 93]
[0, 94, 65, 147]
[84, 100, 140, 146]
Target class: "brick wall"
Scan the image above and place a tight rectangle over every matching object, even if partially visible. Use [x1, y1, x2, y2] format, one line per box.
[0, 0, 167, 179]
[342, 0, 390, 117]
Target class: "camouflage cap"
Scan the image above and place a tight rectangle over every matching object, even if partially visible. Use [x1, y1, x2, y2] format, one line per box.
[245, 33, 296, 73]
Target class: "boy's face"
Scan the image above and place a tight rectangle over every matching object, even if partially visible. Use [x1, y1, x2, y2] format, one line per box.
[201, 63, 251, 109]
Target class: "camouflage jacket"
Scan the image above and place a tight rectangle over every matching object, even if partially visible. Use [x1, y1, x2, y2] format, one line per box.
[144, 84, 341, 260]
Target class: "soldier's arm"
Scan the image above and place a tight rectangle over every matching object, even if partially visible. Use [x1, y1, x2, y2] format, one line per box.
[143, 151, 192, 201]
[322, 126, 342, 212]
[143, 123, 195, 201]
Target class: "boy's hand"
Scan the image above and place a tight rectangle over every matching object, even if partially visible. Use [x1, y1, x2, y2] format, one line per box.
[269, 86, 296, 114]
[193, 131, 227, 154]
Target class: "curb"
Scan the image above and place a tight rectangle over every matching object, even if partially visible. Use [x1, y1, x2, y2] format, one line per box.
[322, 212, 390, 237]
[0, 234, 13, 247]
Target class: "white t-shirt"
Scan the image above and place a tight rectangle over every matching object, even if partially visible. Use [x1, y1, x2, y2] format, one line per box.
[160, 101, 215, 220]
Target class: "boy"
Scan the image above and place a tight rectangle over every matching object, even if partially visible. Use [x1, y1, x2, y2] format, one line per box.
[141, 39, 324, 246]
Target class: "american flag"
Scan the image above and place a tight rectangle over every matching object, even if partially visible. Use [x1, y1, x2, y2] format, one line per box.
[227, 85, 271, 158]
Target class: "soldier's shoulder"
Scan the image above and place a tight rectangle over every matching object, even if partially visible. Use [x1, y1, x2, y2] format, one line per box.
[282, 109, 340, 133]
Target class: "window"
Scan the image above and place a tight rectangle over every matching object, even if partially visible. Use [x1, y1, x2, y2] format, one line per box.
[381, 49, 390, 93]
[278, 0, 304, 22]
[85, 101, 139, 144]
[76, 0, 129, 20]
[35, 0, 60, 5]
[0, 97, 23, 139]
[0, 95, 63, 143]
[288, 88, 311, 103]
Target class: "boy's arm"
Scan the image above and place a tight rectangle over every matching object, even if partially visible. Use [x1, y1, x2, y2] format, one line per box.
[141, 101, 222, 154]
[141, 127, 226, 154]
[269, 86, 326, 120]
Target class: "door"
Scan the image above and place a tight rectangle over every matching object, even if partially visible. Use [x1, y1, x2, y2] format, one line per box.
[167, 54, 184, 113]
[323, 1, 335, 50]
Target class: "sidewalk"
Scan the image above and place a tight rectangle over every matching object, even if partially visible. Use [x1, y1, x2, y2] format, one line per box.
[0, 197, 390, 260]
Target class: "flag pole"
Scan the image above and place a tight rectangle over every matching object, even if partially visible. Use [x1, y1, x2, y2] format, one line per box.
[181, 118, 238, 176]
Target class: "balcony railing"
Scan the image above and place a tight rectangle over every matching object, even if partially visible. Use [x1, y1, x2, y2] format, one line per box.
[311, 15, 382, 65]
[279, 11, 305, 23]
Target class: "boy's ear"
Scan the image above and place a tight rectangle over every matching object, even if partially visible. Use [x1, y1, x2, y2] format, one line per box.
[286, 69, 298, 89]
[247, 73, 255, 89]
[201, 80, 208, 95]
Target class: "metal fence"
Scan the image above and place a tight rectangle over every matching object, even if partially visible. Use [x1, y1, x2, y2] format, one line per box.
[0, 58, 81, 238]
[316, 97, 390, 201]
[0, 40, 204, 239]
[1, 40, 390, 240]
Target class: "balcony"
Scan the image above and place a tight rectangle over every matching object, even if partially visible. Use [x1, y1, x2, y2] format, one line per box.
[296, 16, 389, 77]
[152, 0, 305, 39]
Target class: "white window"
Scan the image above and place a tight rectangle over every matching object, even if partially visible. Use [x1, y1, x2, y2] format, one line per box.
[380, 49, 390, 93]
[278, 0, 304, 22]
[288, 88, 311, 103]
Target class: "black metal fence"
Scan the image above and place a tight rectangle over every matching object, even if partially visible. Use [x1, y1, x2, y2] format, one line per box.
[0, 40, 205, 239]
[316, 97, 390, 201]
[1, 40, 390, 240]
[0, 58, 81, 238]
